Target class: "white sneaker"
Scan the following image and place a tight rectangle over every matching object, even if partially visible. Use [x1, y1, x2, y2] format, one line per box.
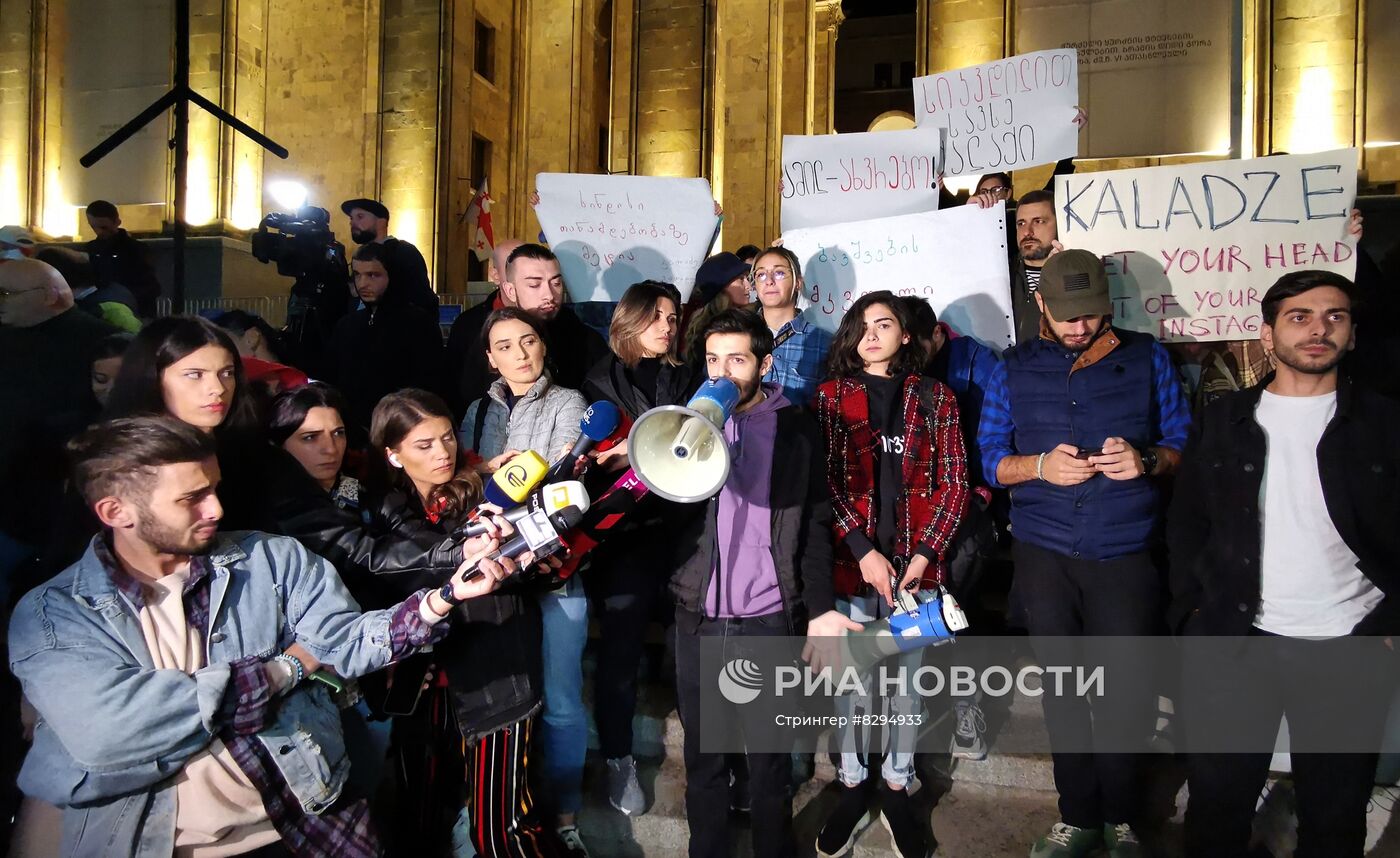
[950, 699, 988, 760]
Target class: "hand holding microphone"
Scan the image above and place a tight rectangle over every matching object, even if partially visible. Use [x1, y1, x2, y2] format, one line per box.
[439, 503, 589, 608]
[546, 401, 627, 482]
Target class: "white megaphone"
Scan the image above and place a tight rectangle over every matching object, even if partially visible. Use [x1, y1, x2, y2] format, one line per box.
[627, 378, 740, 503]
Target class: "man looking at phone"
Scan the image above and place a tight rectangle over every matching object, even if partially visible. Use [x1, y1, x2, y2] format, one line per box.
[977, 250, 1190, 858]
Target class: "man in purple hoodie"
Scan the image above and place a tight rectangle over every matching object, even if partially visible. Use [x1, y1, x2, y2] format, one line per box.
[668, 308, 837, 858]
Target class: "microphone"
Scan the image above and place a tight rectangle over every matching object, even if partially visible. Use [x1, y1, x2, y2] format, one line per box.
[544, 401, 621, 483]
[550, 467, 652, 582]
[594, 413, 632, 453]
[453, 503, 588, 586]
[453, 481, 588, 539]
[481, 450, 548, 509]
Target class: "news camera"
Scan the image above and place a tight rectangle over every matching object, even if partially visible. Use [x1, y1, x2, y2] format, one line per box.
[250, 205, 350, 374]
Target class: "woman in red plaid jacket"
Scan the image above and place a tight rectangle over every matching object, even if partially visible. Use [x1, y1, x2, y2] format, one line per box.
[812, 290, 969, 858]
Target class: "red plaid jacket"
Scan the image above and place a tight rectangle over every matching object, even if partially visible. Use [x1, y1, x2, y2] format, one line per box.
[815, 374, 970, 598]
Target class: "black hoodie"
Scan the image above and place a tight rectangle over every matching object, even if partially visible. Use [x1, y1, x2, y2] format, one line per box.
[328, 279, 444, 444]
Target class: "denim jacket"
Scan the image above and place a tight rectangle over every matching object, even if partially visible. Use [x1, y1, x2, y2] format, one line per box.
[9, 531, 424, 858]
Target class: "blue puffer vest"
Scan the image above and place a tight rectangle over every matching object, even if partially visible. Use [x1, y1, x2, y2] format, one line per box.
[1004, 328, 1161, 560]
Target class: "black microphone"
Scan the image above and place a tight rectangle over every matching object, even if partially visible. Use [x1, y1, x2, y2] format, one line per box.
[445, 505, 586, 597]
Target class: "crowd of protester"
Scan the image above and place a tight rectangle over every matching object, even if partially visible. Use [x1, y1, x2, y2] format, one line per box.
[0, 171, 1396, 858]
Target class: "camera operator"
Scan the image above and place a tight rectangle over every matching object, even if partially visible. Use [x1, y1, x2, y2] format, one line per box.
[341, 198, 439, 317]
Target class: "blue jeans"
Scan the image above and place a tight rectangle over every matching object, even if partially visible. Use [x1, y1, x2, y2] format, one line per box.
[835, 594, 923, 789]
[539, 575, 590, 815]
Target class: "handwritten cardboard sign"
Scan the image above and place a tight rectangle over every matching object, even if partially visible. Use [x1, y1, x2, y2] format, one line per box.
[534, 172, 719, 303]
[1054, 149, 1359, 343]
[781, 203, 1015, 349]
[779, 126, 944, 231]
[913, 49, 1079, 177]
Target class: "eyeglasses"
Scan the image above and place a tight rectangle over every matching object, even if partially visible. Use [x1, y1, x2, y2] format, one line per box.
[751, 270, 790, 285]
[979, 185, 1011, 195]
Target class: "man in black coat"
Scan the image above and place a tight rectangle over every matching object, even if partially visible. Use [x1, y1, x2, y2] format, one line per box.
[85, 200, 162, 317]
[328, 242, 444, 444]
[448, 243, 608, 421]
[1169, 270, 1400, 858]
[342, 197, 440, 317]
[0, 259, 118, 576]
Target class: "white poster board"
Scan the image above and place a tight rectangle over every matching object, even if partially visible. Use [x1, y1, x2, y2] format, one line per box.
[1054, 149, 1359, 343]
[534, 173, 719, 303]
[783, 204, 1015, 349]
[912, 49, 1079, 177]
[780, 126, 944, 232]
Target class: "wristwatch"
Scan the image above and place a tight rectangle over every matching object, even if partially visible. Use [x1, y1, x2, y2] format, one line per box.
[1140, 448, 1158, 476]
[438, 581, 461, 608]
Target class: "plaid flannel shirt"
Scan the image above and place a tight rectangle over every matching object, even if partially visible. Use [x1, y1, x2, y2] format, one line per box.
[95, 538, 444, 858]
[764, 314, 834, 408]
[815, 374, 970, 597]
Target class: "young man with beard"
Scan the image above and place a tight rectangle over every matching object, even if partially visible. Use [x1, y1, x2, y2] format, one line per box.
[451, 244, 609, 421]
[977, 250, 1191, 858]
[1168, 270, 1400, 858]
[669, 309, 839, 858]
[8, 416, 514, 858]
[341, 197, 439, 316]
[1008, 190, 1062, 345]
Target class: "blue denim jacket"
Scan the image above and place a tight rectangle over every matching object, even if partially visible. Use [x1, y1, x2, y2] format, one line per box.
[9, 532, 419, 858]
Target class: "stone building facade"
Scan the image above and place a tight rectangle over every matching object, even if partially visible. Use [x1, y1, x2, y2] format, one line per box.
[0, 0, 1395, 299]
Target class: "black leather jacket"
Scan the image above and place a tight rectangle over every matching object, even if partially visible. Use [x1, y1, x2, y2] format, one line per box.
[257, 454, 542, 737]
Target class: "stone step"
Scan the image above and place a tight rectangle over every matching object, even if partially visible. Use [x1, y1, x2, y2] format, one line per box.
[575, 754, 1086, 857]
[585, 678, 1058, 795]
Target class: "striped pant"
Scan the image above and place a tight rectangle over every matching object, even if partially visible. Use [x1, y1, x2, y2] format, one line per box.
[464, 715, 567, 858]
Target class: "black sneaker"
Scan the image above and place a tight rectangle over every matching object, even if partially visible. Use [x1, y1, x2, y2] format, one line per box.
[816, 781, 873, 858]
[879, 784, 930, 858]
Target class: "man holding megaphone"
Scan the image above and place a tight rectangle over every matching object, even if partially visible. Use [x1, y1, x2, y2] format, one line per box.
[667, 309, 837, 858]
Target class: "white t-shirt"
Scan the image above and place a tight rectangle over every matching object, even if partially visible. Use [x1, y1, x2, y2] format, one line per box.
[1254, 390, 1382, 638]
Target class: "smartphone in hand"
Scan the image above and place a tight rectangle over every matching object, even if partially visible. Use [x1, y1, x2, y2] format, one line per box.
[1074, 447, 1103, 460]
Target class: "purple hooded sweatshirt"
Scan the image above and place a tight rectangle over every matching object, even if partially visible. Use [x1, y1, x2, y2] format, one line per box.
[705, 382, 788, 618]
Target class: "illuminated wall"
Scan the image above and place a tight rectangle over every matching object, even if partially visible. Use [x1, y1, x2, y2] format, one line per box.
[0, 0, 1394, 301]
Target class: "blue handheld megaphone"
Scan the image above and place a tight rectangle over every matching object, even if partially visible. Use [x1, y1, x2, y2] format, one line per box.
[841, 586, 969, 674]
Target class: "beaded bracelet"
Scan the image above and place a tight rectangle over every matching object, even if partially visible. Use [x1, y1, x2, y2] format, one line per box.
[1036, 451, 1049, 482]
[273, 653, 306, 689]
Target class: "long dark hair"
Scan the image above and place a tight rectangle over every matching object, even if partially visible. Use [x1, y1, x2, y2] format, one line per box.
[104, 315, 261, 440]
[368, 389, 483, 520]
[826, 291, 923, 380]
[480, 306, 548, 357]
[268, 382, 348, 446]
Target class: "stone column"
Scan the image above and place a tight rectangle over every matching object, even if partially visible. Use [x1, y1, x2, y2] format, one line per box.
[378, 0, 445, 279]
[708, 0, 785, 246]
[1267, 0, 1360, 155]
[812, 0, 843, 134]
[922, 0, 1005, 74]
[0, 0, 34, 226]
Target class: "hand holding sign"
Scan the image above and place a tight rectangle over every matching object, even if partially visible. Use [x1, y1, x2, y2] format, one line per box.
[1055, 149, 1359, 342]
